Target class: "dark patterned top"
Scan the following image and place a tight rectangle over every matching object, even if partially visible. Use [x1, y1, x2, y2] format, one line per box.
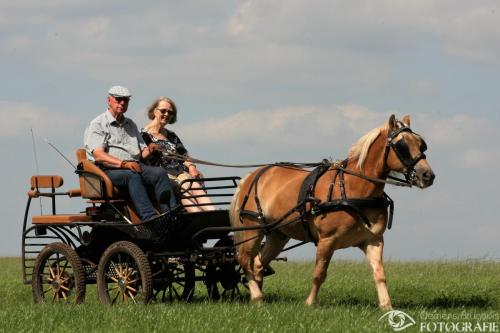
[141, 128, 189, 176]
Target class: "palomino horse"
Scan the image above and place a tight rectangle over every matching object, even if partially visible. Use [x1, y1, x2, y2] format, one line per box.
[229, 114, 434, 309]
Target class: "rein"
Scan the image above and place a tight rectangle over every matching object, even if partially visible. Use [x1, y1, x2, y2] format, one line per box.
[165, 152, 412, 187]
[338, 167, 412, 188]
[167, 125, 427, 249]
[164, 152, 323, 169]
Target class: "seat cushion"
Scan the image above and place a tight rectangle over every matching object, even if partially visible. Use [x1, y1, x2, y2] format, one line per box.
[32, 214, 92, 224]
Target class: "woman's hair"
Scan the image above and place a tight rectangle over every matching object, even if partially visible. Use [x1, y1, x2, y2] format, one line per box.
[146, 96, 178, 124]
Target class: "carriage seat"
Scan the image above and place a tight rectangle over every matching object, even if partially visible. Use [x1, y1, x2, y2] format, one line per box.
[76, 149, 126, 200]
[28, 175, 92, 225]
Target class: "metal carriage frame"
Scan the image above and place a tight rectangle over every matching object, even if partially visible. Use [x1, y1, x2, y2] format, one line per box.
[22, 150, 251, 304]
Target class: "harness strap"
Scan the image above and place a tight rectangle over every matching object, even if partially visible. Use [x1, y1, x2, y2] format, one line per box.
[296, 160, 331, 245]
[316, 160, 395, 229]
[385, 193, 395, 229]
[297, 159, 331, 205]
[239, 164, 275, 229]
[237, 158, 398, 249]
[298, 197, 320, 246]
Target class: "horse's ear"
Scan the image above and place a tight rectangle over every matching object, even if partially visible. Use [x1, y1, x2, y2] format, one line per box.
[402, 115, 411, 127]
[388, 114, 397, 130]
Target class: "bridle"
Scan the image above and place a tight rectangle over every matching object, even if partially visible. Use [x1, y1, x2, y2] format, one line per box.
[384, 121, 427, 184]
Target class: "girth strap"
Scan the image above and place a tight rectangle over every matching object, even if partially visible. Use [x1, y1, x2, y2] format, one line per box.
[312, 193, 394, 229]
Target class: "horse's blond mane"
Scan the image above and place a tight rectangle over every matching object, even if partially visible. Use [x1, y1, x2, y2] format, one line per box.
[348, 124, 387, 169]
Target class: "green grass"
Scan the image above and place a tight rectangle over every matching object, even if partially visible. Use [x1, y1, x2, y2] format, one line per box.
[0, 258, 498, 332]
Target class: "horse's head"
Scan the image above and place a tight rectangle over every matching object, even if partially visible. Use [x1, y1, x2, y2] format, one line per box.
[385, 115, 435, 188]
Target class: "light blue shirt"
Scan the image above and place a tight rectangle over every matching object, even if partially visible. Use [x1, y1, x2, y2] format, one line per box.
[84, 110, 146, 162]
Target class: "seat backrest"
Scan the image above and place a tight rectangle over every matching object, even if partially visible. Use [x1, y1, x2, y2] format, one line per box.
[30, 175, 64, 190]
[76, 149, 115, 198]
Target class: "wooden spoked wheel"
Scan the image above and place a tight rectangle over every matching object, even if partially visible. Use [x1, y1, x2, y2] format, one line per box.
[97, 241, 152, 305]
[32, 242, 86, 304]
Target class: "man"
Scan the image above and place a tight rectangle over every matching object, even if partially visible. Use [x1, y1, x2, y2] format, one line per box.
[84, 85, 177, 221]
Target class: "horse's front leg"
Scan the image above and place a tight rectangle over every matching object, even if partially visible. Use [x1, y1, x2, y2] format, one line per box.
[360, 236, 392, 310]
[305, 237, 335, 306]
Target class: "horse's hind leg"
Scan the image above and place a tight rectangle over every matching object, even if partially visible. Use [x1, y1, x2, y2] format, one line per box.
[254, 231, 289, 290]
[235, 230, 265, 303]
[360, 236, 392, 310]
[305, 237, 336, 306]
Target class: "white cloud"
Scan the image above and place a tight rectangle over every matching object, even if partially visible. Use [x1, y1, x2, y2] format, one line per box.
[432, 3, 500, 64]
[176, 106, 499, 170]
[416, 113, 498, 148]
[0, 101, 85, 139]
[2, 0, 498, 105]
[3, 2, 500, 61]
[224, 0, 500, 72]
[178, 104, 388, 148]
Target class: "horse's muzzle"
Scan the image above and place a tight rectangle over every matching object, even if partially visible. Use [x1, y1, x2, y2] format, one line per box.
[414, 166, 435, 188]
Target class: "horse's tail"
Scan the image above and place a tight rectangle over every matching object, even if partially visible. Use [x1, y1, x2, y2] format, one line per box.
[229, 173, 251, 246]
[228, 182, 241, 228]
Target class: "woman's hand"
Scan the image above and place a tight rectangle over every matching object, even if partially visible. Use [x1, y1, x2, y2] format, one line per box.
[148, 143, 161, 154]
[187, 164, 200, 178]
[142, 143, 161, 159]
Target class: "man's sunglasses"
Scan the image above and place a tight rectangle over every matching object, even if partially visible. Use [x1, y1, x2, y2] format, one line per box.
[111, 95, 130, 102]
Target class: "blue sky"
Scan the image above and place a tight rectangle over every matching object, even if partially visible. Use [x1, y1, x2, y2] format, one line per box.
[1, 1, 499, 260]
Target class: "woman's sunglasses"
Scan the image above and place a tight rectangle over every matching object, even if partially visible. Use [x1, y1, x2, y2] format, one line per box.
[157, 108, 174, 115]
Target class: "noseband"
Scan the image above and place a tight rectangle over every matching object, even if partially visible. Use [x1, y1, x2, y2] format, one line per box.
[385, 123, 427, 183]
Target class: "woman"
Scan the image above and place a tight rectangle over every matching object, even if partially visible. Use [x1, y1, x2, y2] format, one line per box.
[142, 97, 216, 213]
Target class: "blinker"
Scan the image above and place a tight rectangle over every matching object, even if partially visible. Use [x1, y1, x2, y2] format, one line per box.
[392, 136, 427, 169]
[387, 125, 427, 171]
[393, 139, 416, 168]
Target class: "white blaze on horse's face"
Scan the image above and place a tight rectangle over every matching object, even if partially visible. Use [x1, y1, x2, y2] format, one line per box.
[413, 156, 434, 188]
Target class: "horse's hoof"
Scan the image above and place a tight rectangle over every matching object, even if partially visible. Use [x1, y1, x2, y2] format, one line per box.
[251, 297, 263, 306]
[305, 299, 317, 307]
[379, 304, 393, 311]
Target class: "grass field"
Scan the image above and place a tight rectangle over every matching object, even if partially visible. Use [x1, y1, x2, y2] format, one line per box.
[0, 257, 498, 333]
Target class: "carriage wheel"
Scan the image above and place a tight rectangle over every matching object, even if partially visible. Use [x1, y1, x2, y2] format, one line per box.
[152, 262, 195, 303]
[205, 262, 247, 301]
[32, 242, 86, 304]
[205, 236, 247, 301]
[97, 241, 152, 305]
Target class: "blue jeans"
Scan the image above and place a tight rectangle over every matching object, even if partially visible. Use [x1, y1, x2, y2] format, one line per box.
[104, 163, 177, 221]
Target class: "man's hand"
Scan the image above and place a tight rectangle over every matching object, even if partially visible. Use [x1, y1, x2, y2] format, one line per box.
[121, 161, 142, 173]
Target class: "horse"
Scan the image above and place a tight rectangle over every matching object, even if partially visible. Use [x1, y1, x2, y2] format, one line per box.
[229, 114, 434, 309]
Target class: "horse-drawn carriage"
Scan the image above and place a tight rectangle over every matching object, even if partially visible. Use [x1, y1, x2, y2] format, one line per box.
[22, 114, 434, 308]
[22, 148, 253, 304]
